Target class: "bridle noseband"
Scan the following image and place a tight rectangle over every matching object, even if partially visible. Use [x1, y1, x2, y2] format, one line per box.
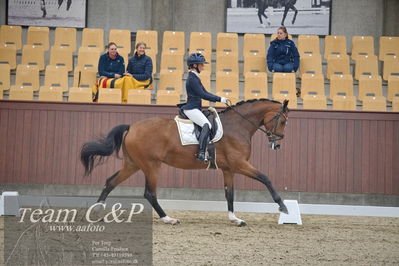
[225, 100, 288, 142]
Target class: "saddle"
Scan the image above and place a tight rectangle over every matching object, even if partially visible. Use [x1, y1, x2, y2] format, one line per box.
[174, 107, 224, 170]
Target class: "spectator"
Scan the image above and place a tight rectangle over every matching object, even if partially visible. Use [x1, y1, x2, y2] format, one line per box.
[267, 26, 300, 73]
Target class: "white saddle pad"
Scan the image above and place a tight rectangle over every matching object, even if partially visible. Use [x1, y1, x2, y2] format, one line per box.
[174, 107, 223, 146]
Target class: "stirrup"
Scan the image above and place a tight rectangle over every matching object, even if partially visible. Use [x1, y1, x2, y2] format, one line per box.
[196, 152, 209, 162]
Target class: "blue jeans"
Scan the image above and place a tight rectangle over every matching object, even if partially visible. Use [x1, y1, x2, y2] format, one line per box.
[273, 63, 294, 73]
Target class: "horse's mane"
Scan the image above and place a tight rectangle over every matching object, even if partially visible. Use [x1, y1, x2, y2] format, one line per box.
[219, 98, 281, 114]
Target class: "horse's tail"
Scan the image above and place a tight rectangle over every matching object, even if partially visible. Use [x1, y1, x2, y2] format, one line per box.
[80, 124, 130, 176]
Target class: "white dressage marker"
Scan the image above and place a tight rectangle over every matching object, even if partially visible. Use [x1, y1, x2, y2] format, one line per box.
[0, 191, 20, 216]
[278, 200, 302, 225]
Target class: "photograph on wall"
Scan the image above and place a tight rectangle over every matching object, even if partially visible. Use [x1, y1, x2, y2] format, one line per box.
[226, 0, 332, 35]
[7, 0, 87, 28]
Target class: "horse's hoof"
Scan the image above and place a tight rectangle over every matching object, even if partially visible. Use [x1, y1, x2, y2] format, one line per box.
[279, 205, 289, 214]
[161, 216, 180, 225]
[238, 221, 247, 227]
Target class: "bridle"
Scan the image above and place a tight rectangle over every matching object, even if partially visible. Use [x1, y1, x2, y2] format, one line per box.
[225, 100, 288, 144]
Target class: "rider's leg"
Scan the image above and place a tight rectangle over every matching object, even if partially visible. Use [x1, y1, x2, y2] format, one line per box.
[183, 109, 212, 161]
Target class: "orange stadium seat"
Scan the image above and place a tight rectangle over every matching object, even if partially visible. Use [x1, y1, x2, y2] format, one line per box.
[392, 95, 399, 111]
[68, 87, 92, 102]
[0, 44, 17, 70]
[298, 35, 320, 56]
[300, 73, 325, 97]
[379, 36, 399, 61]
[362, 96, 387, 111]
[244, 72, 268, 99]
[109, 29, 131, 54]
[272, 72, 296, 98]
[273, 93, 297, 109]
[243, 33, 266, 57]
[77, 47, 101, 70]
[215, 71, 239, 94]
[98, 88, 122, 103]
[9, 86, 33, 101]
[324, 35, 347, 59]
[44, 65, 69, 92]
[0, 25, 22, 50]
[21, 44, 45, 71]
[162, 31, 185, 55]
[82, 28, 104, 52]
[49, 45, 73, 72]
[215, 90, 239, 107]
[189, 32, 212, 72]
[136, 30, 158, 55]
[354, 55, 379, 80]
[145, 52, 157, 74]
[303, 94, 327, 110]
[351, 36, 374, 61]
[332, 95, 357, 111]
[358, 75, 383, 101]
[0, 63, 10, 91]
[160, 51, 184, 72]
[383, 57, 399, 81]
[14, 64, 40, 91]
[27, 26, 50, 51]
[216, 53, 239, 73]
[54, 27, 77, 52]
[39, 86, 63, 102]
[216, 33, 238, 55]
[327, 54, 350, 79]
[127, 89, 152, 104]
[387, 76, 399, 102]
[329, 74, 354, 99]
[156, 89, 181, 105]
[244, 54, 266, 75]
[158, 69, 183, 93]
[73, 67, 97, 88]
[299, 53, 323, 77]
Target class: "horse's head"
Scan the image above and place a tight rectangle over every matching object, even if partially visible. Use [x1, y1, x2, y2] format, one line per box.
[262, 100, 289, 150]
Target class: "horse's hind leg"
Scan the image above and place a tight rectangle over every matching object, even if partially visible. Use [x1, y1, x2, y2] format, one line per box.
[281, 6, 289, 26]
[223, 170, 246, 226]
[142, 161, 180, 225]
[237, 161, 288, 214]
[291, 5, 298, 24]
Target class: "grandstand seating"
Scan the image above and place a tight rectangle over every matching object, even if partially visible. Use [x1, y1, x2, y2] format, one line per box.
[303, 94, 327, 109]
[392, 95, 399, 111]
[81, 28, 104, 52]
[273, 93, 297, 109]
[9, 86, 33, 101]
[354, 55, 379, 80]
[0, 63, 10, 91]
[98, 88, 122, 103]
[243, 34, 266, 56]
[156, 89, 181, 105]
[21, 44, 45, 71]
[215, 71, 239, 94]
[216, 33, 238, 55]
[127, 89, 152, 104]
[158, 69, 183, 92]
[332, 95, 357, 111]
[299, 53, 323, 77]
[50, 45, 73, 72]
[300, 74, 325, 97]
[77, 47, 101, 70]
[362, 96, 387, 111]
[383, 57, 399, 81]
[109, 29, 131, 54]
[272, 73, 296, 98]
[358, 75, 383, 101]
[68, 87, 92, 102]
[351, 36, 374, 61]
[216, 53, 239, 73]
[244, 72, 268, 99]
[0, 25, 22, 50]
[14, 64, 40, 91]
[0, 44, 17, 70]
[379, 36, 399, 61]
[189, 32, 212, 60]
[39, 86, 63, 102]
[327, 54, 350, 79]
[324, 35, 346, 59]
[329, 74, 354, 99]
[298, 35, 320, 56]
[73, 67, 97, 88]
[54, 27, 77, 53]
[27, 26, 50, 51]
[44, 65, 69, 92]
[136, 30, 158, 55]
[387, 76, 399, 102]
[162, 31, 185, 55]
[243, 54, 266, 75]
[160, 51, 184, 72]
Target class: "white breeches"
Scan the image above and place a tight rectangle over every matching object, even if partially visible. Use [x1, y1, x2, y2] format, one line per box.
[183, 109, 212, 129]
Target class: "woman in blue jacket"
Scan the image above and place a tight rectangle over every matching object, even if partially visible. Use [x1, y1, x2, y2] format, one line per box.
[180, 53, 228, 162]
[267, 27, 300, 73]
[98, 42, 125, 78]
[125, 42, 153, 86]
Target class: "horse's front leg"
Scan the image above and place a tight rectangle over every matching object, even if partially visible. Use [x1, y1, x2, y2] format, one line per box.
[281, 6, 289, 26]
[291, 5, 298, 24]
[223, 170, 247, 226]
[237, 161, 288, 214]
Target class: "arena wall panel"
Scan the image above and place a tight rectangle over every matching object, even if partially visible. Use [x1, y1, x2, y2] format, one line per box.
[0, 100, 398, 195]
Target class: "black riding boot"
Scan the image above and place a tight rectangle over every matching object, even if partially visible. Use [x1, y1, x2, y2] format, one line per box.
[196, 124, 211, 162]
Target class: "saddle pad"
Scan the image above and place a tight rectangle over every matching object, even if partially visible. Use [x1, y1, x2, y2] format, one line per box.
[174, 107, 223, 146]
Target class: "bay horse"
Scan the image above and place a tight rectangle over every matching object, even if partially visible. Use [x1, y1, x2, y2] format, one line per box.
[255, 0, 298, 27]
[281, 0, 298, 26]
[80, 99, 289, 226]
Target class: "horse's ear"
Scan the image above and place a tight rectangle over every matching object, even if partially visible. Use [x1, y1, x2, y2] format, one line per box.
[283, 100, 289, 111]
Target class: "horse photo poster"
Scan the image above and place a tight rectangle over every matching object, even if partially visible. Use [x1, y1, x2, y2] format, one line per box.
[7, 0, 87, 28]
[226, 0, 332, 35]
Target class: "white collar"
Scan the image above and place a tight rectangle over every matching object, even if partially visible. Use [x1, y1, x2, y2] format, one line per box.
[189, 70, 200, 78]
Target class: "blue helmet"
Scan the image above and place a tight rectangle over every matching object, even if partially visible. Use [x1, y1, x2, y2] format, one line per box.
[187, 53, 208, 67]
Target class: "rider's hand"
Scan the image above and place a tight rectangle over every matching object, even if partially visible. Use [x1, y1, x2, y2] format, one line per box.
[124, 72, 132, 77]
[220, 97, 228, 104]
[114, 74, 122, 78]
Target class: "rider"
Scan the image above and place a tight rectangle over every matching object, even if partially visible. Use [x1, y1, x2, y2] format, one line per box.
[179, 53, 228, 162]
